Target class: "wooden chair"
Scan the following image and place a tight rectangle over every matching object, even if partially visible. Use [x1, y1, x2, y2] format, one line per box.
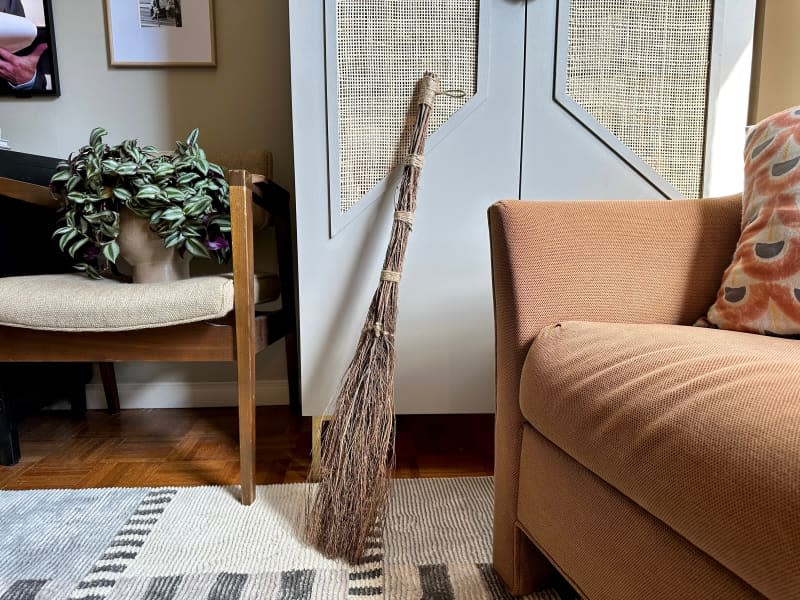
[0, 168, 293, 505]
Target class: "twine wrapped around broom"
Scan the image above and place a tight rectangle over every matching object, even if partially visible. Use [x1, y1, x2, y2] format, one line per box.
[306, 72, 459, 562]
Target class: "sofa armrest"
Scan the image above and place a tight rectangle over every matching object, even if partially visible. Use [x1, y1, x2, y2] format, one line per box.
[487, 195, 741, 592]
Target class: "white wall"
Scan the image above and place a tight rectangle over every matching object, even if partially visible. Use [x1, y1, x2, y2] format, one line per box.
[0, 0, 294, 407]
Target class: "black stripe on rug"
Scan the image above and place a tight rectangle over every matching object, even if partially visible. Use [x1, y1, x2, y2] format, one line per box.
[90, 565, 126, 574]
[0, 579, 48, 600]
[279, 569, 314, 600]
[348, 568, 382, 581]
[347, 586, 383, 597]
[477, 564, 515, 600]
[208, 572, 248, 600]
[142, 575, 182, 600]
[346, 530, 384, 598]
[67, 489, 178, 600]
[419, 564, 455, 600]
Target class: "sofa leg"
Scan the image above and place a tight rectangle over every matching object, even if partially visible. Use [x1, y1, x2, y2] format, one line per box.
[495, 526, 557, 596]
[0, 390, 20, 466]
[518, 526, 558, 593]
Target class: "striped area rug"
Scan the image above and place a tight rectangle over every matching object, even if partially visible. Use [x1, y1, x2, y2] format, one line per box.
[0, 477, 568, 599]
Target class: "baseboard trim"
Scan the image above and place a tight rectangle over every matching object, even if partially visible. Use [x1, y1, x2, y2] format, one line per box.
[85, 380, 289, 410]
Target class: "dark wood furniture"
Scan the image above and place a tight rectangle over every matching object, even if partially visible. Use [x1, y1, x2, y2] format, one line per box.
[0, 153, 94, 465]
[0, 167, 299, 505]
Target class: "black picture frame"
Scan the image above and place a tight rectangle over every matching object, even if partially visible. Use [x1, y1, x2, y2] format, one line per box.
[0, 0, 60, 97]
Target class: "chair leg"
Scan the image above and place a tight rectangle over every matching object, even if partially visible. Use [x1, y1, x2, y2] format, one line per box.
[0, 389, 20, 466]
[99, 363, 121, 415]
[237, 335, 257, 505]
[231, 170, 257, 505]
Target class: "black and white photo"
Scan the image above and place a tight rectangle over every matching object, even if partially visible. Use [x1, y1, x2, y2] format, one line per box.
[139, 0, 182, 29]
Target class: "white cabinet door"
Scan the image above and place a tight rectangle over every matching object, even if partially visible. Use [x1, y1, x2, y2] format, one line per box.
[521, 0, 755, 200]
[289, 1, 526, 415]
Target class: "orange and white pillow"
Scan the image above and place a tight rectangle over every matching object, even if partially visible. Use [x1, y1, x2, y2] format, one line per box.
[702, 106, 800, 336]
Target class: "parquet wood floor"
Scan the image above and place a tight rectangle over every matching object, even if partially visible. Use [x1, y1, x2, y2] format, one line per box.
[0, 407, 494, 489]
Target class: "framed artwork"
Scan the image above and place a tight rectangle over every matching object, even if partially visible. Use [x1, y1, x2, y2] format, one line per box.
[104, 0, 216, 67]
[0, 0, 60, 96]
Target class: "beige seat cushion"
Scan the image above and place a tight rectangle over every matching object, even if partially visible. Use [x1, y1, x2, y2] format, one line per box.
[520, 321, 800, 600]
[0, 273, 280, 332]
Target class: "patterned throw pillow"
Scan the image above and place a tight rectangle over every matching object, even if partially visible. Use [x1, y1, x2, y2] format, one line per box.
[702, 106, 800, 336]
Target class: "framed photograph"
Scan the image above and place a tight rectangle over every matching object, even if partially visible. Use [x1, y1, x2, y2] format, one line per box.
[0, 0, 60, 96]
[104, 0, 216, 67]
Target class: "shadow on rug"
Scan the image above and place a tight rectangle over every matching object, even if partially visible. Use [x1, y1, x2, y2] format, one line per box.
[0, 477, 573, 599]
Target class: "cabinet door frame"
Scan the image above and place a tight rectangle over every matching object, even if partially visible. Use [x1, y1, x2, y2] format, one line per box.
[703, 0, 757, 197]
[553, 0, 682, 198]
[322, 0, 492, 237]
[552, 0, 755, 199]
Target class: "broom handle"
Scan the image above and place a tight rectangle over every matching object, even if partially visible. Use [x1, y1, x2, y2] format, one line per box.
[398, 71, 438, 209]
[379, 72, 464, 279]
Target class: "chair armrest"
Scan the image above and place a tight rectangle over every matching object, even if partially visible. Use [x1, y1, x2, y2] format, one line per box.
[487, 195, 741, 583]
[229, 169, 256, 285]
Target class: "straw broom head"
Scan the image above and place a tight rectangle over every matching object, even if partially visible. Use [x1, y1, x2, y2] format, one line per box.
[306, 72, 443, 563]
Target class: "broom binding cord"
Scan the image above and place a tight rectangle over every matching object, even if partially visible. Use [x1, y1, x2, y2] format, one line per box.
[366, 320, 394, 339]
[394, 210, 414, 227]
[418, 75, 466, 106]
[404, 153, 425, 168]
[380, 269, 402, 282]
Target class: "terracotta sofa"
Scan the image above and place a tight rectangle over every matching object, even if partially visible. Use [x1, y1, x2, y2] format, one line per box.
[488, 196, 800, 599]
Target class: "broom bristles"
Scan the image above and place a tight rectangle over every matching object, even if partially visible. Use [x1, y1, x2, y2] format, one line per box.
[306, 292, 398, 562]
[305, 72, 439, 563]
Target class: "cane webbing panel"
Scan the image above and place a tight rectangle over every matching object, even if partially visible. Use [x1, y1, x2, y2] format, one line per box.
[335, 0, 479, 213]
[565, 0, 712, 198]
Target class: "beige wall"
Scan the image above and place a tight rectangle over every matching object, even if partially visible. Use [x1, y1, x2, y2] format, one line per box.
[0, 0, 293, 188]
[0, 0, 294, 399]
[750, 0, 800, 122]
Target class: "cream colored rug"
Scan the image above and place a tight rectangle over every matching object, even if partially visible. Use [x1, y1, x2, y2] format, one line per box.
[0, 477, 571, 599]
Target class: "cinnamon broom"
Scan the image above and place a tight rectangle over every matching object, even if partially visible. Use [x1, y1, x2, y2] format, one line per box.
[306, 72, 455, 562]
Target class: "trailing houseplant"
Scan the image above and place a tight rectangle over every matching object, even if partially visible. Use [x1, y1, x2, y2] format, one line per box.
[50, 128, 231, 280]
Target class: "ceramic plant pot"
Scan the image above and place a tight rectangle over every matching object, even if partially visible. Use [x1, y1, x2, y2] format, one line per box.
[117, 207, 191, 283]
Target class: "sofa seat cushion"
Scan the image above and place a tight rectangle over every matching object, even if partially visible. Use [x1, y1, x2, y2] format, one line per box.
[520, 321, 800, 599]
[0, 272, 280, 332]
